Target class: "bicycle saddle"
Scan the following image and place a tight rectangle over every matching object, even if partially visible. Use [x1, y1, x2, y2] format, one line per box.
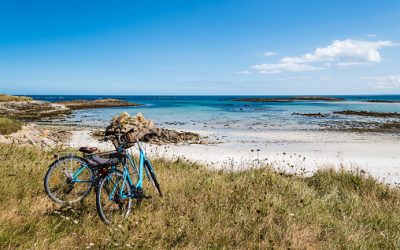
[79, 147, 98, 154]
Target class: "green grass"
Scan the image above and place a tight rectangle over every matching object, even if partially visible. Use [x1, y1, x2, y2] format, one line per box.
[0, 143, 399, 249]
[0, 94, 32, 102]
[0, 117, 23, 135]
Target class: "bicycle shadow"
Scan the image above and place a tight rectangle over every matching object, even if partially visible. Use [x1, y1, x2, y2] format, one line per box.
[42, 197, 99, 223]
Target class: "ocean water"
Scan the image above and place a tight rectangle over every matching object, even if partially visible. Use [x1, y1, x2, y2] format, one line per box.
[31, 95, 400, 131]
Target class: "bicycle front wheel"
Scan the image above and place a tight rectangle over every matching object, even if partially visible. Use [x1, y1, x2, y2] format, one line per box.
[44, 155, 94, 205]
[144, 160, 162, 197]
[96, 170, 132, 225]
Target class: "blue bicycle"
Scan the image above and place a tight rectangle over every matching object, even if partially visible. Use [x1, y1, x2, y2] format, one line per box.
[96, 131, 162, 225]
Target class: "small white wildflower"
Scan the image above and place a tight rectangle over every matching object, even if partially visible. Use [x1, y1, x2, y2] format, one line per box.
[89, 243, 94, 246]
[73, 220, 78, 224]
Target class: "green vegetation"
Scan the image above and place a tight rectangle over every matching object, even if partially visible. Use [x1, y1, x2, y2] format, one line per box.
[0, 117, 23, 135]
[0, 94, 32, 102]
[0, 143, 399, 248]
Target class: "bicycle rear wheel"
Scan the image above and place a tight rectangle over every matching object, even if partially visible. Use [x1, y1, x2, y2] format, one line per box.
[44, 156, 94, 205]
[96, 170, 132, 225]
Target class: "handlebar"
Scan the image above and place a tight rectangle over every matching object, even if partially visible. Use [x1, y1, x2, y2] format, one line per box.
[102, 128, 138, 150]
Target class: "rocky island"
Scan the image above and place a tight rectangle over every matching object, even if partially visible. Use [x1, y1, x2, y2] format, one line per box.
[56, 98, 143, 110]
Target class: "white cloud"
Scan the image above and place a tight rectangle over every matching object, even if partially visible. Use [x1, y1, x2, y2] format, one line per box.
[281, 39, 396, 64]
[362, 75, 400, 89]
[250, 39, 397, 74]
[251, 62, 322, 74]
[337, 61, 370, 68]
[366, 34, 377, 38]
[262, 51, 278, 57]
[235, 70, 251, 74]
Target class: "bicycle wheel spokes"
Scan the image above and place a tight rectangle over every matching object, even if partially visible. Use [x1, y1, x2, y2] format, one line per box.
[96, 171, 132, 225]
[45, 156, 94, 204]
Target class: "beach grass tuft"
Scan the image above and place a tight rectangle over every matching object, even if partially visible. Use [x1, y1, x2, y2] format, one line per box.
[0, 94, 32, 102]
[0, 143, 399, 248]
[0, 117, 23, 135]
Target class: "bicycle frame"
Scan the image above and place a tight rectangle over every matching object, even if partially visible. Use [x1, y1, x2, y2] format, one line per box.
[108, 141, 154, 200]
[71, 164, 91, 183]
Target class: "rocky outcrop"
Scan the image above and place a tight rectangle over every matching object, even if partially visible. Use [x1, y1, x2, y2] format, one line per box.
[0, 101, 71, 121]
[365, 100, 400, 103]
[292, 112, 330, 117]
[56, 98, 142, 110]
[0, 124, 71, 149]
[0, 96, 143, 121]
[105, 112, 201, 144]
[333, 110, 400, 118]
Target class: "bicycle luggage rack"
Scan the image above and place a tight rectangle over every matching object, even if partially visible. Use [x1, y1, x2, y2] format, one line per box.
[53, 149, 123, 161]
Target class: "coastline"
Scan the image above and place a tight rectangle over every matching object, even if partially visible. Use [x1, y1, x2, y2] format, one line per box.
[2, 94, 400, 185]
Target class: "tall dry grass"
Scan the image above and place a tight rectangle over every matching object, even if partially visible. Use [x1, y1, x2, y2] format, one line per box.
[0, 117, 23, 135]
[0, 94, 32, 102]
[0, 143, 399, 249]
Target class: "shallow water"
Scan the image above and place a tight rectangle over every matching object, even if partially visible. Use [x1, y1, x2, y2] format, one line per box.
[31, 95, 400, 131]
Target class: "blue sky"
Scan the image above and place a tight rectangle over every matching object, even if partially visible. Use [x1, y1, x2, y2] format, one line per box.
[1, 0, 400, 95]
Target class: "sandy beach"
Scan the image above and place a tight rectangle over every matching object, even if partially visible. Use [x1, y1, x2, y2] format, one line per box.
[69, 127, 400, 185]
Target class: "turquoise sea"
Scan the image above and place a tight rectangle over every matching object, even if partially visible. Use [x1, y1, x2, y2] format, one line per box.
[31, 95, 400, 131]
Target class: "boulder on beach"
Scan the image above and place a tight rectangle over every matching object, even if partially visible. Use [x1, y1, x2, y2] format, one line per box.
[105, 112, 201, 144]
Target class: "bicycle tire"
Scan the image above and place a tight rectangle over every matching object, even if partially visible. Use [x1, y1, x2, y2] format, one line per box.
[44, 155, 94, 205]
[96, 170, 132, 225]
[144, 160, 162, 197]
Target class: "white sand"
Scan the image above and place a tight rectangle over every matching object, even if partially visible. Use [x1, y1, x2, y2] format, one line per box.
[69, 129, 400, 185]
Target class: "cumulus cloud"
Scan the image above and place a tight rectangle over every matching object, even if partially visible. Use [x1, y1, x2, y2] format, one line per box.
[362, 75, 400, 89]
[250, 39, 397, 74]
[281, 39, 395, 64]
